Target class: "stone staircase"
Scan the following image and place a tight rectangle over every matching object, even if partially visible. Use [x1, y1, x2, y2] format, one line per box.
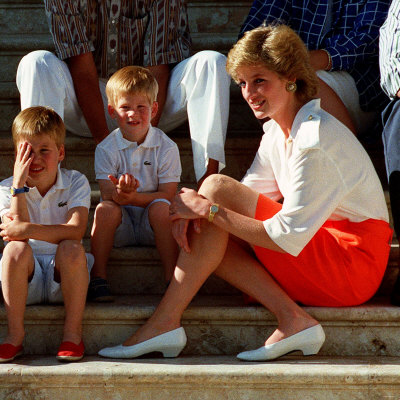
[1, 0, 400, 399]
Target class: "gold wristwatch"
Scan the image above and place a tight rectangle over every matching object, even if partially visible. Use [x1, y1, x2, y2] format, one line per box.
[208, 203, 220, 222]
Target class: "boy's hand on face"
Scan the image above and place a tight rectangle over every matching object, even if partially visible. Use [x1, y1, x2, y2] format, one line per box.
[13, 142, 33, 188]
[0, 215, 30, 241]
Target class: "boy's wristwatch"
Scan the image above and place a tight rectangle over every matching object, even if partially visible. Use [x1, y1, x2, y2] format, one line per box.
[208, 203, 220, 222]
[10, 186, 29, 196]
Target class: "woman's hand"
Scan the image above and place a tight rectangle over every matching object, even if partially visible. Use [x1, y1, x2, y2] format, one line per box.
[169, 188, 209, 252]
[171, 218, 202, 253]
[169, 188, 210, 221]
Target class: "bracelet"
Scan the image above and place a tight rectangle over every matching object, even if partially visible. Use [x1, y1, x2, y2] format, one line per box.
[321, 49, 332, 71]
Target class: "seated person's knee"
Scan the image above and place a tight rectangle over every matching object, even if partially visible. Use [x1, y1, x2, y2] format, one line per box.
[95, 200, 122, 224]
[57, 240, 85, 264]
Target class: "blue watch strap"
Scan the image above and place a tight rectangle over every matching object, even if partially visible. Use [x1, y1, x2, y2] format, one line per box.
[10, 186, 29, 196]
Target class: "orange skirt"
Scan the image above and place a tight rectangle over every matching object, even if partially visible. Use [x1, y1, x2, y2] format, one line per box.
[253, 194, 393, 307]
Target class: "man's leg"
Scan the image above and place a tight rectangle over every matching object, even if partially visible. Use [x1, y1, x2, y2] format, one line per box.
[382, 99, 400, 305]
[16, 50, 116, 135]
[158, 51, 230, 183]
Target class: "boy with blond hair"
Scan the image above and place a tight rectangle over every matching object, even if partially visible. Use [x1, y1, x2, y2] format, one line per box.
[0, 106, 93, 362]
[89, 66, 181, 302]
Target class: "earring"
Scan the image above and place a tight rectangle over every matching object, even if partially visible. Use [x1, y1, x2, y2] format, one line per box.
[286, 81, 297, 92]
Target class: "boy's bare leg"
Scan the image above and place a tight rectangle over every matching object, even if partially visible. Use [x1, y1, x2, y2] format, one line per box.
[55, 240, 88, 345]
[90, 200, 122, 279]
[149, 202, 179, 282]
[1, 241, 34, 346]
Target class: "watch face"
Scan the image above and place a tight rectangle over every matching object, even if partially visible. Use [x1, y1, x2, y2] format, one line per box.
[211, 205, 218, 213]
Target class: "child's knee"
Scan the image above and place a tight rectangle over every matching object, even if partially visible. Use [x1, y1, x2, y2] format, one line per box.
[2, 241, 33, 265]
[56, 240, 85, 265]
[148, 200, 170, 223]
[94, 200, 122, 226]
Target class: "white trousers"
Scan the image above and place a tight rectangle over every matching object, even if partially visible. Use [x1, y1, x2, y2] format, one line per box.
[16, 50, 230, 181]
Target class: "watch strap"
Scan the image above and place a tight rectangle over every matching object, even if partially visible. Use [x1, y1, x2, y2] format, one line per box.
[208, 203, 220, 222]
[10, 186, 29, 196]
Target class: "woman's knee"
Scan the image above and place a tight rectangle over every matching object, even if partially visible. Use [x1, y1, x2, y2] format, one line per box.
[199, 174, 234, 200]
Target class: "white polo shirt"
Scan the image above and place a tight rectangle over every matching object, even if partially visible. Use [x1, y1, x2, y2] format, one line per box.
[0, 167, 91, 255]
[242, 99, 389, 256]
[95, 126, 181, 192]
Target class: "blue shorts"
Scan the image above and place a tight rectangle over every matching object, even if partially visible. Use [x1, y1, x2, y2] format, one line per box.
[114, 198, 170, 247]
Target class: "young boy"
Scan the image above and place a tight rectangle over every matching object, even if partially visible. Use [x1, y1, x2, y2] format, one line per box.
[89, 66, 181, 302]
[0, 106, 92, 362]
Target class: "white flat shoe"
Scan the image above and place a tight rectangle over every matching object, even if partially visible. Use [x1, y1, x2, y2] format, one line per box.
[98, 327, 187, 359]
[237, 324, 325, 361]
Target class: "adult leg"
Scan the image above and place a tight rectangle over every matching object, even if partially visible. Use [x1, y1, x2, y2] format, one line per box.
[54, 240, 89, 344]
[0, 242, 35, 346]
[122, 175, 317, 346]
[16, 50, 116, 135]
[317, 78, 356, 133]
[158, 51, 230, 183]
[382, 99, 400, 305]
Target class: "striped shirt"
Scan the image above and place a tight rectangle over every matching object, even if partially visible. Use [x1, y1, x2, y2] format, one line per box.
[380, 0, 400, 99]
[240, 0, 390, 112]
[44, 0, 192, 78]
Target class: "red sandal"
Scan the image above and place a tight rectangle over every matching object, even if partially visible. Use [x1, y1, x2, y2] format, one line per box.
[56, 341, 85, 362]
[0, 343, 23, 363]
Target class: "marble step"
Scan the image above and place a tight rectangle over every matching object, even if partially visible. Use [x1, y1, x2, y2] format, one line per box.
[0, 295, 400, 357]
[0, 134, 261, 184]
[1, 355, 400, 399]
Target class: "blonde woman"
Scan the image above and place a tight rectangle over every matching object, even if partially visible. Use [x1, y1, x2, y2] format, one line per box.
[99, 25, 392, 362]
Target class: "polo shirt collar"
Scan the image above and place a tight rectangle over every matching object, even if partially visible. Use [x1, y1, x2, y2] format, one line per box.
[115, 126, 160, 150]
[290, 99, 320, 140]
[29, 165, 67, 197]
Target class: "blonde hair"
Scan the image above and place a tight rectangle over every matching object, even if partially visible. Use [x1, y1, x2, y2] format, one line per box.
[226, 24, 319, 103]
[106, 66, 159, 106]
[12, 106, 65, 149]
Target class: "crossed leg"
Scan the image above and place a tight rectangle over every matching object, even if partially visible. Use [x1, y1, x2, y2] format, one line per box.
[121, 175, 318, 347]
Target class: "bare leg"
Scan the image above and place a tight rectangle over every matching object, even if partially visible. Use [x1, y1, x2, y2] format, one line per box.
[90, 200, 122, 279]
[55, 240, 89, 345]
[148, 201, 179, 282]
[122, 175, 318, 346]
[1, 241, 34, 346]
[197, 158, 219, 189]
[318, 78, 356, 134]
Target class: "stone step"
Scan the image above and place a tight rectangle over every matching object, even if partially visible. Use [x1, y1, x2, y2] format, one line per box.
[0, 134, 260, 184]
[1, 354, 400, 399]
[0, 296, 400, 358]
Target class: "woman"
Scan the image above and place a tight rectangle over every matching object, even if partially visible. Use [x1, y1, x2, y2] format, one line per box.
[98, 25, 392, 361]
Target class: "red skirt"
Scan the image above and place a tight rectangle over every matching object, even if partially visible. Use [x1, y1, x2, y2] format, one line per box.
[253, 194, 393, 307]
